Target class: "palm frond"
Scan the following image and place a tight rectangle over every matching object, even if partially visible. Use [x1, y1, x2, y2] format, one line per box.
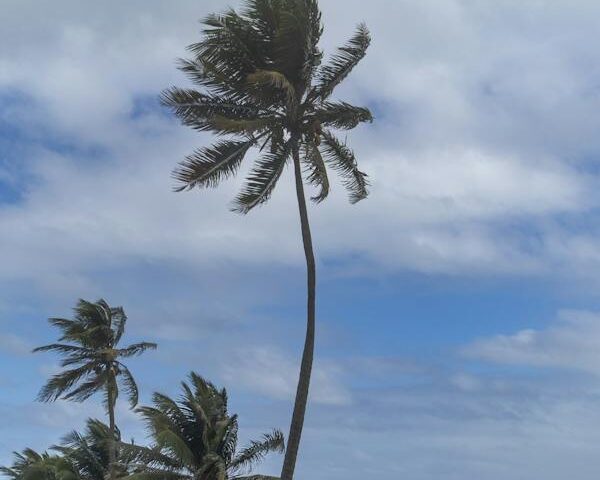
[232, 141, 291, 213]
[161, 87, 263, 122]
[172, 139, 255, 192]
[315, 101, 373, 130]
[110, 306, 127, 346]
[32, 344, 92, 356]
[302, 141, 329, 203]
[117, 343, 157, 358]
[118, 443, 181, 471]
[312, 23, 370, 101]
[37, 364, 97, 402]
[61, 370, 109, 403]
[320, 130, 369, 203]
[229, 431, 284, 474]
[116, 363, 138, 408]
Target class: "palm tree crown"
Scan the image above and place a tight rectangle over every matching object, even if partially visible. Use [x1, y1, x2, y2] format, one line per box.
[123, 372, 284, 480]
[33, 299, 156, 408]
[0, 419, 124, 480]
[0, 449, 77, 480]
[162, 0, 372, 211]
[54, 419, 127, 480]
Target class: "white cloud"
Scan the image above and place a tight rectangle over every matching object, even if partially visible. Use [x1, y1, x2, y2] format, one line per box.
[464, 310, 600, 374]
[0, 333, 30, 355]
[221, 346, 351, 406]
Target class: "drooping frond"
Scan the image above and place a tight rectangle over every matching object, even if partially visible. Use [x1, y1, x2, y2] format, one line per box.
[320, 130, 369, 203]
[312, 23, 371, 101]
[117, 343, 157, 358]
[232, 141, 291, 213]
[229, 431, 285, 474]
[37, 364, 97, 402]
[302, 141, 329, 203]
[172, 139, 255, 192]
[118, 443, 182, 471]
[62, 370, 110, 404]
[110, 307, 127, 346]
[116, 363, 139, 408]
[315, 101, 373, 130]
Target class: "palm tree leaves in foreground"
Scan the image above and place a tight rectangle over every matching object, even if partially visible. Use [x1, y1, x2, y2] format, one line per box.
[122, 372, 284, 480]
[162, 2, 372, 479]
[33, 299, 157, 480]
[1, 419, 122, 480]
[0, 449, 77, 480]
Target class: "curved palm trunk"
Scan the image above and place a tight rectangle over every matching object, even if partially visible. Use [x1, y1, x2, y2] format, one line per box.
[281, 144, 316, 480]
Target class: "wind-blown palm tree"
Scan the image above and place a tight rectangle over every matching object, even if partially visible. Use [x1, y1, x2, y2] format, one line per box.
[161, 2, 371, 478]
[54, 419, 129, 480]
[1, 419, 129, 480]
[122, 372, 284, 480]
[33, 299, 157, 480]
[0, 449, 77, 480]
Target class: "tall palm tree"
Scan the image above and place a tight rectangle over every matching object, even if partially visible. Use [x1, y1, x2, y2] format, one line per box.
[33, 299, 157, 480]
[122, 372, 284, 480]
[161, 2, 371, 478]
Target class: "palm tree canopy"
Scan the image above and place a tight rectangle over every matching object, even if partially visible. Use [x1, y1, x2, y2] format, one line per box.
[33, 299, 157, 409]
[0, 449, 77, 480]
[122, 372, 284, 480]
[1, 419, 130, 480]
[53, 419, 127, 480]
[162, 0, 373, 212]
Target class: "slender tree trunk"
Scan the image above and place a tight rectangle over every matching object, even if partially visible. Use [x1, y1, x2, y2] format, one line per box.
[107, 383, 117, 480]
[281, 143, 317, 480]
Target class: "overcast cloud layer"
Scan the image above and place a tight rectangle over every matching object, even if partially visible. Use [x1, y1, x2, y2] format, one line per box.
[3, 1, 600, 479]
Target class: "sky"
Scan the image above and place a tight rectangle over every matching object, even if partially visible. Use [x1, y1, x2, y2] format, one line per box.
[3, 0, 600, 478]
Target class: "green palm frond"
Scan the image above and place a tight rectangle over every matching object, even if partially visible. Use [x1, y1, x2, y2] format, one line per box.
[233, 141, 291, 213]
[116, 363, 138, 408]
[173, 139, 255, 192]
[161, 87, 263, 122]
[37, 364, 97, 402]
[311, 23, 371, 101]
[315, 101, 373, 130]
[118, 443, 182, 471]
[302, 141, 329, 203]
[321, 130, 369, 203]
[229, 431, 284, 474]
[117, 343, 157, 358]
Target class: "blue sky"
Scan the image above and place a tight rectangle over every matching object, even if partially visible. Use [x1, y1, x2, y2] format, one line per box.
[3, 1, 600, 479]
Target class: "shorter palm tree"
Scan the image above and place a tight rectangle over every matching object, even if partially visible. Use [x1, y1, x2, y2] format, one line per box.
[54, 419, 129, 480]
[123, 372, 284, 480]
[1, 419, 130, 480]
[33, 299, 157, 480]
[0, 449, 77, 480]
